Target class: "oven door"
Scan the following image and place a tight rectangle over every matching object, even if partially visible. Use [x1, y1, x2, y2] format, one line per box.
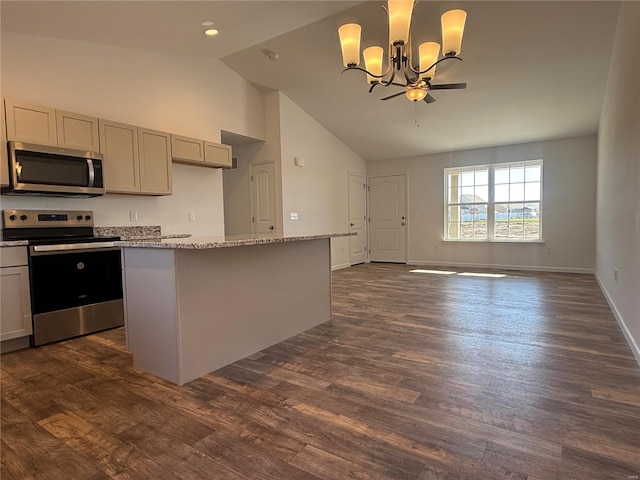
[29, 245, 124, 345]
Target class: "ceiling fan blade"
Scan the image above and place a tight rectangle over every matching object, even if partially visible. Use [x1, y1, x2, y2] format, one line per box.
[424, 93, 436, 104]
[429, 82, 467, 90]
[380, 91, 406, 101]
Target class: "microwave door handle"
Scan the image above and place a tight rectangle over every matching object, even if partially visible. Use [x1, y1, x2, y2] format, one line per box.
[87, 159, 95, 187]
[15, 161, 22, 182]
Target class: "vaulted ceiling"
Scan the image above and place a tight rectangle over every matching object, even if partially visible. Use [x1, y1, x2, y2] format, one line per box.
[1, 1, 620, 161]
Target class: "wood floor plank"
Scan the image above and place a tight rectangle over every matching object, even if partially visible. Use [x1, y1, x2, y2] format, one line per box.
[1, 263, 639, 479]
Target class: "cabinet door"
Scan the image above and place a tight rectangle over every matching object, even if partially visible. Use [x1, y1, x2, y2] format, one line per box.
[171, 134, 204, 163]
[5, 99, 57, 146]
[99, 119, 140, 193]
[204, 141, 232, 167]
[1, 98, 9, 187]
[0, 266, 33, 341]
[138, 128, 172, 195]
[56, 110, 100, 152]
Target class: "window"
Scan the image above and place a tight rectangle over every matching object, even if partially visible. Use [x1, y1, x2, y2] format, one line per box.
[445, 160, 542, 241]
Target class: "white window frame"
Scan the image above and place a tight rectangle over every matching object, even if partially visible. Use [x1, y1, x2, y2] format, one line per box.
[444, 159, 543, 242]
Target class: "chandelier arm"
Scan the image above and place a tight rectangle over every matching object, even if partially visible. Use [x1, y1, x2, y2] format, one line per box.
[412, 55, 463, 77]
[341, 62, 393, 80]
[379, 68, 397, 87]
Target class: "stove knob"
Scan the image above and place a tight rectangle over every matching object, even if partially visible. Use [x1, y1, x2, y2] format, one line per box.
[9, 214, 16, 221]
[77, 215, 83, 221]
[85, 215, 91, 221]
[20, 214, 27, 221]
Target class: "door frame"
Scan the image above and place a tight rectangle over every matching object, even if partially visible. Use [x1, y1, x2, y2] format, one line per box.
[367, 173, 408, 263]
[348, 171, 367, 265]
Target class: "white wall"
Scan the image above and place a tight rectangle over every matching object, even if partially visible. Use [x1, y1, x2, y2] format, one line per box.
[596, 2, 640, 364]
[278, 93, 366, 270]
[367, 135, 597, 272]
[0, 31, 265, 235]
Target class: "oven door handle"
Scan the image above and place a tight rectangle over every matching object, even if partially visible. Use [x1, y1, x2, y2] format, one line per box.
[30, 242, 119, 255]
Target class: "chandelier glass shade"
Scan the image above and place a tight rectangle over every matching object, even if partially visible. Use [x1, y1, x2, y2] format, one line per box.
[338, 1, 467, 100]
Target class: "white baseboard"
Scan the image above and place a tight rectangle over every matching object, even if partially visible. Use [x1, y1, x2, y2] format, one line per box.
[595, 272, 640, 368]
[406, 260, 593, 275]
[331, 262, 351, 271]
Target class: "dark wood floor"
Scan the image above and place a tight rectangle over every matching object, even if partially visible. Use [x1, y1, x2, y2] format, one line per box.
[2, 263, 640, 479]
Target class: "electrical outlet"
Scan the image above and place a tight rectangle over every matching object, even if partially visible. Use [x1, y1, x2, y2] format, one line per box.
[546, 246, 552, 254]
[613, 268, 618, 281]
[189, 211, 196, 221]
[129, 211, 138, 222]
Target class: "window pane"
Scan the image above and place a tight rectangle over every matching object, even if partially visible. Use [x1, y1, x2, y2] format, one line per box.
[461, 171, 475, 186]
[510, 166, 525, 183]
[525, 217, 540, 239]
[525, 165, 541, 182]
[475, 185, 488, 202]
[509, 222, 524, 239]
[495, 184, 509, 202]
[461, 186, 475, 200]
[475, 169, 488, 186]
[510, 183, 525, 201]
[474, 221, 487, 239]
[494, 203, 509, 238]
[495, 167, 509, 184]
[524, 182, 541, 201]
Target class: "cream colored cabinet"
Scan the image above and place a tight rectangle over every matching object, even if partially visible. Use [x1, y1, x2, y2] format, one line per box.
[171, 134, 204, 163]
[5, 99, 98, 151]
[55, 109, 100, 151]
[5, 99, 57, 146]
[0, 247, 32, 342]
[99, 119, 140, 193]
[138, 128, 172, 195]
[204, 141, 232, 167]
[1, 98, 9, 187]
[99, 119, 171, 195]
[171, 134, 231, 168]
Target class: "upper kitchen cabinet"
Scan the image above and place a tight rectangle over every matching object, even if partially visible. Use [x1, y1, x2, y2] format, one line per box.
[5, 99, 57, 146]
[204, 141, 232, 168]
[5, 99, 99, 152]
[171, 134, 232, 168]
[1, 98, 9, 187]
[56, 110, 100, 151]
[138, 128, 172, 195]
[99, 119, 172, 196]
[171, 134, 205, 163]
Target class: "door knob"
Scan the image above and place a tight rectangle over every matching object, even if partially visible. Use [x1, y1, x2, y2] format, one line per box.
[401, 222, 406, 226]
[269, 225, 274, 230]
[350, 223, 355, 227]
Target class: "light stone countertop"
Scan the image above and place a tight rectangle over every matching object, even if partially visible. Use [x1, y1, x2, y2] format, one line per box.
[116, 232, 353, 250]
[0, 240, 29, 248]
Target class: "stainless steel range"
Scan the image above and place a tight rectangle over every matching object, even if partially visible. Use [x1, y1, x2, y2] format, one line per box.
[2, 209, 124, 346]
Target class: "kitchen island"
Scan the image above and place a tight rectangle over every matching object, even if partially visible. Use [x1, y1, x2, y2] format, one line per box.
[118, 233, 350, 385]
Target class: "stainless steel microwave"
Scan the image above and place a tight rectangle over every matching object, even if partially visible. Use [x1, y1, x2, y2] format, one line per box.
[2, 141, 106, 197]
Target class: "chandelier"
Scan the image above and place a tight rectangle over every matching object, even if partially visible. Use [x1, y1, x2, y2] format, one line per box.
[338, 0, 467, 103]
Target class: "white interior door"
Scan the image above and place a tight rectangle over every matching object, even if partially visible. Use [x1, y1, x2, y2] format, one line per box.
[348, 172, 366, 265]
[250, 161, 276, 235]
[369, 174, 406, 263]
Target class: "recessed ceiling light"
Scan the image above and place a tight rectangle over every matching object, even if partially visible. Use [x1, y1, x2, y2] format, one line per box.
[201, 21, 214, 27]
[203, 28, 219, 36]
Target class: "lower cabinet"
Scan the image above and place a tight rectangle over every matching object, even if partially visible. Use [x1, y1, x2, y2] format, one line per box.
[1, 247, 32, 342]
